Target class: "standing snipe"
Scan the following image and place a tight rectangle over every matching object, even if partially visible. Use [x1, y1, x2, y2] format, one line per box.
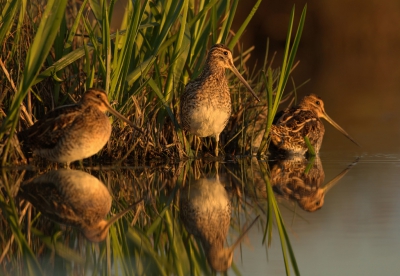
[180, 44, 260, 156]
[180, 175, 259, 271]
[19, 169, 142, 242]
[270, 94, 359, 155]
[18, 88, 139, 166]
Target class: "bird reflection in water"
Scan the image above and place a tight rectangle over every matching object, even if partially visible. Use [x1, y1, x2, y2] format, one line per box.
[19, 169, 142, 242]
[270, 155, 357, 212]
[179, 164, 259, 272]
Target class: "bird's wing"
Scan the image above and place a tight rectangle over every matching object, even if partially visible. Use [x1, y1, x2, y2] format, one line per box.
[19, 104, 81, 150]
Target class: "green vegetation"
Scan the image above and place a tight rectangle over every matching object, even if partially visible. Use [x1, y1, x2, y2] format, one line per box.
[304, 136, 317, 156]
[0, 0, 306, 163]
[0, 0, 307, 275]
[257, 5, 307, 155]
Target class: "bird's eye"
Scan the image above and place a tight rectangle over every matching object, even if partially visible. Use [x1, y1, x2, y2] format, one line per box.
[315, 100, 320, 105]
[96, 94, 102, 98]
[223, 51, 228, 55]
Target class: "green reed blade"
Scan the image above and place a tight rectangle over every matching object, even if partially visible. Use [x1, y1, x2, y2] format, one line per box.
[64, 0, 88, 51]
[257, 160, 300, 276]
[126, 55, 157, 88]
[110, 0, 148, 101]
[275, 203, 301, 276]
[84, 42, 96, 89]
[83, 15, 107, 81]
[218, 0, 237, 44]
[127, 228, 168, 276]
[109, 222, 134, 276]
[31, 228, 85, 264]
[257, 4, 307, 155]
[102, 1, 111, 92]
[10, 0, 26, 61]
[34, 46, 92, 84]
[0, 0, 21, 46]
[258, 161, 274, 246]
[267, 173, 300, 275]
[148, 78, 180, 130]
[227, 0, 263, 49]
[88, 0, 102, 24]
[304, 155, 316, 174]
[0, 180, 43, 275]
[165, 209, 187, 276]
[0, 0, 68, 163]
[146, 184, 179, 236]
[304, 136, 316, 156]
[164, 0, 190, 103]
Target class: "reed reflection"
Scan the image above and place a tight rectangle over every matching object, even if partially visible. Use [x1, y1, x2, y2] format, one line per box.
[19, 169, 141, 242]
[179, 162, 258, 272]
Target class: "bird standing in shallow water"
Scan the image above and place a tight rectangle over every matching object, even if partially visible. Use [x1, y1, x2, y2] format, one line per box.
[270, 94, 359, 155]
[18, 88, 139, 166]
[180, 44, 260, 156]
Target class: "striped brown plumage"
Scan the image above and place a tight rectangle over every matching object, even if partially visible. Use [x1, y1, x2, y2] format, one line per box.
[270, 94, 359, 155]
[18, 88, 138, 166]
[180, 44, 260, 156]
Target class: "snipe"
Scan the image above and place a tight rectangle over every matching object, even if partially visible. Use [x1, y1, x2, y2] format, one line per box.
[18, 88, 139, 166]
[270, 94, 359, 155]
[19, 169, 143, 242]
[180, 44, 260, 156]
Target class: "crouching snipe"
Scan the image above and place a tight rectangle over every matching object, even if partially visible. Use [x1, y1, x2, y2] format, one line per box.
[18, 88, 139, 166]
[270, 94, 359, 155]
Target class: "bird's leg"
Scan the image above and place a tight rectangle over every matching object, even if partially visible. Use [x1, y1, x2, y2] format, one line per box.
[214, 135, 219, 157]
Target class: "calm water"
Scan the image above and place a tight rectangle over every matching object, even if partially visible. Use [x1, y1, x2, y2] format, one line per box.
[235, 150, 400, 276]
[3, 145, 400, 275]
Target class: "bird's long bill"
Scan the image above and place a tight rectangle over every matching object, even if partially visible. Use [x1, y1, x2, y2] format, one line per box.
[322, 112, 360, 147]
[229, 215, 260, 251]
[105, 104, 143, 132]
[230, 65, 260, 102]
[105, 198, 144, 228]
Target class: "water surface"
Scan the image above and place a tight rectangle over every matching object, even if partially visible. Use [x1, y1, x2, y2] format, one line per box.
[235, 151, 400, 275]
[2, 147, 400, 275]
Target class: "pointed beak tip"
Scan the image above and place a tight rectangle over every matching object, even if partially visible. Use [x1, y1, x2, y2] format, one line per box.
[249, 89, 260, 102]
[345, 136, 360, 148]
